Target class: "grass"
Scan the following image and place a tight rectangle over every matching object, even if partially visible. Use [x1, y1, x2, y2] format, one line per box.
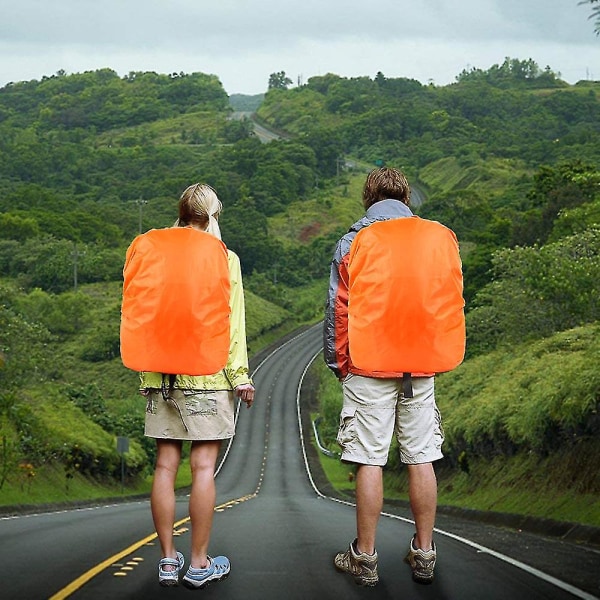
[0, 462, 150, 507]
[318, 453, 355, 494]
[419, 155, 533, 203]
[267, 172, 365, 247]
[0, 456, 197, 508]
[436, 325, 600, 454]
[435, 449, 600, 526]
[95, 110, 229, 147]
[316, 445, 600, 527]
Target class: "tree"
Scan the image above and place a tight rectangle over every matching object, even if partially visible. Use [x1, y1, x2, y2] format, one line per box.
[466, 227, 600, 355]
[0, 213, 39, 241]
[579, 0, 600, 35]
[418, 190, 493, 242]
[456, 57, 562, 88]
[512, 161, 600, 246]
[268, 71, 293, 90]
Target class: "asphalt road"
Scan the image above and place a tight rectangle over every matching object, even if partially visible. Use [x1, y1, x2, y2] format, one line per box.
[410, 184, 426, 207]
[230, 111, 282, 142]
[1, 325, 598, 599]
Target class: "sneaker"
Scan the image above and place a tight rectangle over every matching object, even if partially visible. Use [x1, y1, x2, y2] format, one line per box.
[404, 535, 436, 584]
[334, 539, 378, 586]
[158, 551, 184, 586]
[182, 555, 231, 589]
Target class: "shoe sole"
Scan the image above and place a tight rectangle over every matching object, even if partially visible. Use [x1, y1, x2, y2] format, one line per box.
[354, 576, 378, 587]
[334, 569, 378, 587]
[405, 558, 434, 584]
[404, 553, 434, 584]
[182, 572, 229, 590]
[334, 560, 378, 586]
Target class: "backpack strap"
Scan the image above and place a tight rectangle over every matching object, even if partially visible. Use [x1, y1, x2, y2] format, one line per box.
[160, 374, 189, 432]
[402, 372, 414, 398]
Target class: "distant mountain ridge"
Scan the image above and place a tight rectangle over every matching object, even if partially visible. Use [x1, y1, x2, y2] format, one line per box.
[229, 92, 264, 112]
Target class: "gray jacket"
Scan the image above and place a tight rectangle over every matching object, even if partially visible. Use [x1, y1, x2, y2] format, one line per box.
[323, 199, 413, 379]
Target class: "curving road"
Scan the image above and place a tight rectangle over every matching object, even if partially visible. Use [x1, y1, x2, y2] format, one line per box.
[230, 111, 282, 143]
[410, 184, 426, 207]
[1, 325, 597, 599]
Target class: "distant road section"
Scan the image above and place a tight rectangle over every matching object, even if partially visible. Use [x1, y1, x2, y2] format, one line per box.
[231, 112, 427, 205]
[230, 111, 282, 142]
[251, 119, 282, 143]
[411, 184, 426, 207]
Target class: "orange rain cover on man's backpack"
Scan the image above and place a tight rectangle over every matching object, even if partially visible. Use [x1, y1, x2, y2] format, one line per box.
[120, 227, 230, 376]
[347, 216, 465, 375]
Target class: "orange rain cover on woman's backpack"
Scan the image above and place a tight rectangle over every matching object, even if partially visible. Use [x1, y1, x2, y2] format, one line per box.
[347, 216, 465, 375]
[120, 227, 231, 376]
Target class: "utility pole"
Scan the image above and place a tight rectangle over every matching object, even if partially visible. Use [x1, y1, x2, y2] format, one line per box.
[336, 156, 345, 185]
[135, 198, 148, 234]
[72, 243, 85, 292]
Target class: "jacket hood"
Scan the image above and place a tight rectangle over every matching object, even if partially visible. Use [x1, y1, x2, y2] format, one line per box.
[349, 199, 413, 233]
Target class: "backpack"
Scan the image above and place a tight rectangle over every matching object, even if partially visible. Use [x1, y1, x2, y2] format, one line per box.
[120, 227, 230, 376]
[347, 216, 465, 384]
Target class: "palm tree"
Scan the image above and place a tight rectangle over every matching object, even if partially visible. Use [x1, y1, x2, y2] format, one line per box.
[580, 0, 600, 35]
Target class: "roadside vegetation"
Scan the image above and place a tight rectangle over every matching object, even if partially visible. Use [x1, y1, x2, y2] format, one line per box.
[312, 323, 600, 526]
[0, 60, 598, 527]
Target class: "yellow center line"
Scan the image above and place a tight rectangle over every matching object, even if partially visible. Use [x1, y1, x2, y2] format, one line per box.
[49, 494, 255, 599]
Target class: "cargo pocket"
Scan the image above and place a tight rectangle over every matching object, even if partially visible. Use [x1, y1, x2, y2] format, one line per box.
[144, 390, 157, 415]
[336, 407, 357, 450]
[183, 390, 218, 417]
[434, 406, 445, 448]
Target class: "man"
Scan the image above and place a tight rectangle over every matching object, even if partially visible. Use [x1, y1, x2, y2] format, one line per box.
[323, 167, 464, 587]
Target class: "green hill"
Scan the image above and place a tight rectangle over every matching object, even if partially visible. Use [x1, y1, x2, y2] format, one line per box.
[1, 60, 598, 525]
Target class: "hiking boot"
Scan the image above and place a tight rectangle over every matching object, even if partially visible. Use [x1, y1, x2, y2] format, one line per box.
[182, 555, 230, 589]
[404, 535, 436, 584]
[158, 551, 184, 586]
[334, 539, 378, 586]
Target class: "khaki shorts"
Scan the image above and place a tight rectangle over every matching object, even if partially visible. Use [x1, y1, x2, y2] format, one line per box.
[337, 374, 444, 466]
[144, 389, 235, 441]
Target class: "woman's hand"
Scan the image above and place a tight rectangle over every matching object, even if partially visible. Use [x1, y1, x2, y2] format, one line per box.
[235, 383, 255, 408]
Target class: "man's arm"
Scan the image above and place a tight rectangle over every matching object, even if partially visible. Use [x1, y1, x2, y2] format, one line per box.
[323, 244, 351, 380]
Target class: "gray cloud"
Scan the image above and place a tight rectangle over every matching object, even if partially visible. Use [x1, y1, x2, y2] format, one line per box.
[0, 0, 597, 93]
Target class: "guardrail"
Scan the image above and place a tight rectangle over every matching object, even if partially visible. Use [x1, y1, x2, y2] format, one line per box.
[312, 417, 340, 458]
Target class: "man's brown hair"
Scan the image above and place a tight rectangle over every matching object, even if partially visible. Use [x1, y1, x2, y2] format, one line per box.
[362, 167, 410, 209]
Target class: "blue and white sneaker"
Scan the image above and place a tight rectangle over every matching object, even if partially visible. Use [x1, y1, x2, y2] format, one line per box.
[158, 551, 184, 586]
[182, 555, 230, 589]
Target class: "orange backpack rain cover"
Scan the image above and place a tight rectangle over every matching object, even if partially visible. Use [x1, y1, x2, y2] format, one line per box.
[347, 217, 465, 374]
[120, 227, 231, 376]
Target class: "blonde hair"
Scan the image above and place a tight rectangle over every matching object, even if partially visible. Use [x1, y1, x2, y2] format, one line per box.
[176, 183, 222, 239]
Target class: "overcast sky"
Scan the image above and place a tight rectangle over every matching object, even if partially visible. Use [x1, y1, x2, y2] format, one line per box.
[0, 0, 598, 95]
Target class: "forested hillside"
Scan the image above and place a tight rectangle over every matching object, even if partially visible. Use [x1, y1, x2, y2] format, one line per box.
[1, 60, 598, 520]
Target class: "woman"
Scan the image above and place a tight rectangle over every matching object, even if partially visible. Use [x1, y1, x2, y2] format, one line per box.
[141, 183, 255, 589]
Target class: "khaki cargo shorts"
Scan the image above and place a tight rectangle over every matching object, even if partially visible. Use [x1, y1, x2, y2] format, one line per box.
[144, 388, 235, 441]
[337, 374, 444, 466]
